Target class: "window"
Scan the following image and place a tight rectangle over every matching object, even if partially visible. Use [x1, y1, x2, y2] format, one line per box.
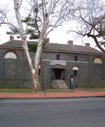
[72, 66, 79, 71]
[39, 69, 41, 76]
[39, 65, 41, 76]
[94, 58, 102, 64]
[74, 56, 77, 61]
[4, 52, 17, 59]
[72, 66, 79, 77]
[56, 55, 60, 60]
[74, 70, 77, 76]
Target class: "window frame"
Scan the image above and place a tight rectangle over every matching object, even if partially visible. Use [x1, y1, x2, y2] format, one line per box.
[56, 55, 60, 60]
[72, 66, 79, 77]
[4, 52, 18, 59]
[74, 70, 77, 77]
[74, 56, 78, 61]
[94, 58, 102, 64]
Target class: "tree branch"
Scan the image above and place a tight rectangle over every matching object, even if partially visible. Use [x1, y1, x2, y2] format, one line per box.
[0, 21, 18, 29]
[88, 33, 105, 53]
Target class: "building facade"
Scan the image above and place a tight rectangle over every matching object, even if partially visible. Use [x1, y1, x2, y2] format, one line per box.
[0, 38, 105, 88]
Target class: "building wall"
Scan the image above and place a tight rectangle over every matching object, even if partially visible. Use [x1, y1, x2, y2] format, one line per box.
[43, 51, 105, 88]
[42, 51, 88, 62]
[0, 47, 105, 88]
[0, 48, 31, 88]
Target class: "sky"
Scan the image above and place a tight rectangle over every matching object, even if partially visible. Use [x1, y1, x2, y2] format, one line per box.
[0, 0, 97, 49]
[0, 22, 78, 44]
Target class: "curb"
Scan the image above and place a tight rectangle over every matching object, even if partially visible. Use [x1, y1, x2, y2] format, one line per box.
[0, 95, 105, 99]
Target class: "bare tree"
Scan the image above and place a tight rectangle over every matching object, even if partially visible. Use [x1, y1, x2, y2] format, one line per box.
[67, 0, 105, 53]
[0, 0, 75, 92]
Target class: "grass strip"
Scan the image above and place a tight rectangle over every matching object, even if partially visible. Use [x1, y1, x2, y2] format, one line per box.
[0, 89, 32, 94]
[45, 89, 68, 93]
[0, 89, 68, 94]
[89, 88, 105, 92]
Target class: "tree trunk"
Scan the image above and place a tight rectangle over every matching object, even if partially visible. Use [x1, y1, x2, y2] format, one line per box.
[14, 1, 49, 92]
[22, 43, 37, 92]
[34, 17, 49, 90]
[40, 55, 44, 90]
[22, 39, 38, 92]
[14, 1, 37, 92]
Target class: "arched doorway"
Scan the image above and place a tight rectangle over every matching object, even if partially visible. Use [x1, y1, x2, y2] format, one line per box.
[3, 51, 18, 78]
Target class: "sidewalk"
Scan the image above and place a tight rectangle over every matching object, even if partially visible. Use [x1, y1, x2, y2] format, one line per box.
[0, 89, 105, 99]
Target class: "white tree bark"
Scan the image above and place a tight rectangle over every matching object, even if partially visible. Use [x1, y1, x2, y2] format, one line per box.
[34, 16, 49, 89]
[14, 0, 37, 91]
[0, 0, 76, 92]
[12, 0, 74, 92]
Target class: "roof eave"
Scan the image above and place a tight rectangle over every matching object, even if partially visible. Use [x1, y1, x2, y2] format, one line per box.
[42, 49, 103, 55]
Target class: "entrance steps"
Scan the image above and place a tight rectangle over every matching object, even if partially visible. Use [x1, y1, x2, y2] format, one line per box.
[52, 80, 68, 89]
[57, 80, 68, 89]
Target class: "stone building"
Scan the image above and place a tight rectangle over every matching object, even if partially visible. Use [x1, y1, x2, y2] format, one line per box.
[0, 37, 105, 89]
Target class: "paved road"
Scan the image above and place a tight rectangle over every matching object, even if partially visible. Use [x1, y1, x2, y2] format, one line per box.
[0, 98, 105, 127]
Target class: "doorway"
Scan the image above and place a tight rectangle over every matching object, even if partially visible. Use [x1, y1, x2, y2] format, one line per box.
[55, 69, 62, 79]
[52, 69, 65, 80]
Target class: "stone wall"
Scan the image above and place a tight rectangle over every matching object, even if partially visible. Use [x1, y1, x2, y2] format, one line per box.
[0, 47, 105, 88]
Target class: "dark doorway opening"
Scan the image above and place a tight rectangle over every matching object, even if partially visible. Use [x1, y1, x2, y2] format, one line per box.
[52, 69, 65, 80]
[55, 69, 62, 79]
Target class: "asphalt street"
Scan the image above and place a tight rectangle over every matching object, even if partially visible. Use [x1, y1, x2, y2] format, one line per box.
[0, 98, 105, 127]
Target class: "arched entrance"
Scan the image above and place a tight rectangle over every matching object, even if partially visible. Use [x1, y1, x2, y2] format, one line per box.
[3, 51, 18, 79]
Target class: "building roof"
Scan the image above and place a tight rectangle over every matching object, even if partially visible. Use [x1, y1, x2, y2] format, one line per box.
[0, 40, 102, 54]
[46, 43, 102, 54]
